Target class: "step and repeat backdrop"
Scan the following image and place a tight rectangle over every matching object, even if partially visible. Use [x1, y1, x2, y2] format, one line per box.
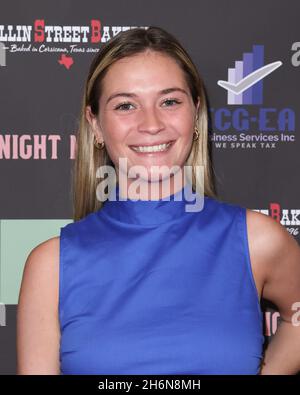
[0, 0, 299, 374]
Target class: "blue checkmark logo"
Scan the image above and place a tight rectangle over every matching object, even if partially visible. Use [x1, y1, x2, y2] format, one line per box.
[217, 45, 282, 105]
[217, 61, 282, 95]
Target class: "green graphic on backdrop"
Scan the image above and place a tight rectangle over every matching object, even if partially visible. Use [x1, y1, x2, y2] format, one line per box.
[0, 219, 72, 304]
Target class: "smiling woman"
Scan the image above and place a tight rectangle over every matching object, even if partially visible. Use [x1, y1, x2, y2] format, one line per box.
[85, 49, 203, 200]
[79, 27, 215, 213]
[16, 26, 300, 376]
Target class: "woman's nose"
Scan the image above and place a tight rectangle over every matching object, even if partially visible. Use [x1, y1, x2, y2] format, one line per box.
[138, 106, 165, 134]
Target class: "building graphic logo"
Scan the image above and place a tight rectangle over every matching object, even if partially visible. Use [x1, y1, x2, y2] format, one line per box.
[217, 45, 282, 105]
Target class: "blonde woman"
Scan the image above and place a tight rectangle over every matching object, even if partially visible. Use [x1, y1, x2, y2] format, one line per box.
[17, 26, 300, 375]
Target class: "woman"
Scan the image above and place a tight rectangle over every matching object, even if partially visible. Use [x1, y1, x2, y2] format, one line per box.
[17, 26, 300, 375]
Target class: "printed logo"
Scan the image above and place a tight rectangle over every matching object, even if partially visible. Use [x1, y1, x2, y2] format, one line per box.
[211, 44, 295, 150]
[217, 45, 282, 104]
[253, 203, 300, 237]
[0, 22, 148, 69]
[58, 54, 74, 69]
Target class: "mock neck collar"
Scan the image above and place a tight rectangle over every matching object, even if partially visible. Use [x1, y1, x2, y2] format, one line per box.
[99, 181, 205, 226]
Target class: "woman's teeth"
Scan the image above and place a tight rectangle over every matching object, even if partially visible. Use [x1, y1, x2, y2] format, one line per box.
[131, 141, 172, 153]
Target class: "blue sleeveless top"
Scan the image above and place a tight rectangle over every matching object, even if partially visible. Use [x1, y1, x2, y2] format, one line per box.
[59, 182, 264, 375]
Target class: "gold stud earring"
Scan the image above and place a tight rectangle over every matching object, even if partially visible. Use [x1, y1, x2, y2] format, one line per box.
[94, 137, 105, 149]
[193, 125, 199, 141]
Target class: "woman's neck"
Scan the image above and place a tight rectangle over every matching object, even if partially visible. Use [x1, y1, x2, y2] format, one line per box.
[117, 173, 187, 201]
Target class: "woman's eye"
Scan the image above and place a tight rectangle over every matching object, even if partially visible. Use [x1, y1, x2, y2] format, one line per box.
[163, 99, 181, 107]
[114, 102, 134, 111]
[114, 99, 181, 111]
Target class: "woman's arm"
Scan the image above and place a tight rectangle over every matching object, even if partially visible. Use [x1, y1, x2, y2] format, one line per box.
[16, 236, 61, 374]
[247, 209, 300, 375]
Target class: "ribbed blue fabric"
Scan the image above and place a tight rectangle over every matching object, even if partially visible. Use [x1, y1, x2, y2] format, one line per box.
[59, 182, 264, 374]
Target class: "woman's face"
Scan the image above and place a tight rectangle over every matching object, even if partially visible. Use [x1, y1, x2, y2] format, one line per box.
[87, 50, 199, 187]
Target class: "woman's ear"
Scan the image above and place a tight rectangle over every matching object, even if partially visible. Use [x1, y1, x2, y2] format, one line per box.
[85, 105, 103, 142]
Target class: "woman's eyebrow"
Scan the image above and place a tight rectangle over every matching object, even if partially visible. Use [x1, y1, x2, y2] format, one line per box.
[105, 87, 188, 105]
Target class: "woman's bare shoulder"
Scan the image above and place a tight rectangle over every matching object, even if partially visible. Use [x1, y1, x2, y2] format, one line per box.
[245, 208, 300, 309]
[18, 236, 60, 303]
[18, 236, 60, 306]
[28, 236, 60, 259]
[17, 236, 61, 374]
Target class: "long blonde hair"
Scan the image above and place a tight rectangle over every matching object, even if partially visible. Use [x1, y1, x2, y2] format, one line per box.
[73, 26, 217, 221]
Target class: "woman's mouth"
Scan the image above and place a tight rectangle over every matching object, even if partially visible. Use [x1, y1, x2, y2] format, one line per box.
[130, 140, 174, 154]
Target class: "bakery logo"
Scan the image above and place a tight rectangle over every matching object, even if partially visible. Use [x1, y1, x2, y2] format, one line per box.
[0, 21, 147, 69]
[217, 45, 282, 105]
[253, 203, 300, 237]
[0, 20, 104, 43]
